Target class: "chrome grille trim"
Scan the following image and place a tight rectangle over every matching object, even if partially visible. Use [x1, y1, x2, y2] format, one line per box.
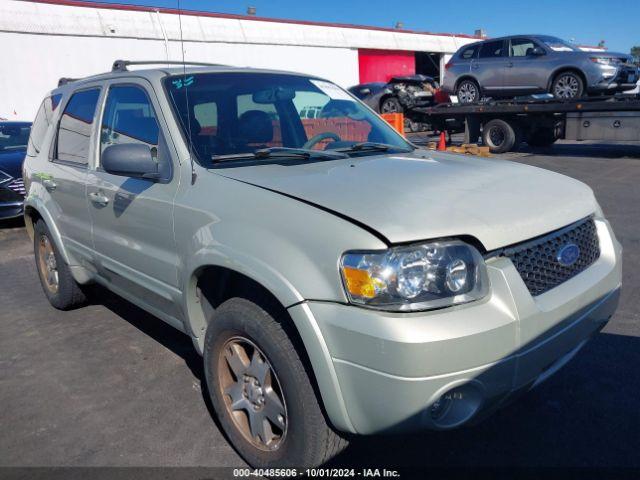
[489, 217, 601, 296]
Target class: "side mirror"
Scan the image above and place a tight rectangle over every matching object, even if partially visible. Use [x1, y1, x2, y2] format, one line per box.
[530, 47, 546, 56]
[102, 143, 160, 180]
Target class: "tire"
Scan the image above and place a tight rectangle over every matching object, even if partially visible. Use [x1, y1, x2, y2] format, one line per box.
[482, 119, 517, 153]
[456, 79, 480, 104]
[33, 219, 86, 310]
[380, 96, 402, 114]
[526, 127, 558, 147]
[551, 71, 584, 100]
[203, 297, 348, 468]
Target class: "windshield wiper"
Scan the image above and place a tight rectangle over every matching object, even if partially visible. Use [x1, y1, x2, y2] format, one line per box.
[212, 147, 348, 163]
[335, 142, 413, 153]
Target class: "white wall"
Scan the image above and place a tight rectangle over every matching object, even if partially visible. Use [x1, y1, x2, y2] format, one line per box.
[0, 0, 475, 121]
[0, 32, 359, 121]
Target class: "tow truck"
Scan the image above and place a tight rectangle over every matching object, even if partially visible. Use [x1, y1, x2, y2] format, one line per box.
[411, 94, 640, 153]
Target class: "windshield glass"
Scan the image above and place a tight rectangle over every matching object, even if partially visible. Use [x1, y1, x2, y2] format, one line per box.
[538, 36, 580, 52]
[0, 123, 31, 151]
[164, 72, 413, 164]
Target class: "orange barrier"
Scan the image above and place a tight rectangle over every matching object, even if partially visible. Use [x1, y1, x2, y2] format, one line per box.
[380, 113, 405, 136]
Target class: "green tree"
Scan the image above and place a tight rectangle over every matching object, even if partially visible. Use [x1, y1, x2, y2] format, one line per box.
[631, 46, 640, 58]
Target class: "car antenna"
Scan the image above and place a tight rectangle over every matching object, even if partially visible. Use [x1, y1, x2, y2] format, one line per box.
[177, 0, 197, 185]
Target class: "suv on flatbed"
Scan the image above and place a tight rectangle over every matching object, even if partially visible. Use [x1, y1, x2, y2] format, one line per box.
[24, 60, 622, 468]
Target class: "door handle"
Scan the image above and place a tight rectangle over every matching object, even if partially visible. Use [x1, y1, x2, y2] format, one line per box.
[89, 191, 109, 206]
[507, 61, 514, 67]
[42, 179, 57, 192]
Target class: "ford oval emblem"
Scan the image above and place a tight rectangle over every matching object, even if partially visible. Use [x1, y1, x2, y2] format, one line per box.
[557, 243, 580, 267]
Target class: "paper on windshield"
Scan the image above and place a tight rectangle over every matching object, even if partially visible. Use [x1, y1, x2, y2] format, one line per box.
[310, 80, 354, 101]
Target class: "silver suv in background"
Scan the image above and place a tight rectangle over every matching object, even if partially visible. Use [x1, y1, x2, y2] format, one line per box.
[23, 60, 622, 468]
[443, 35, 639, 103]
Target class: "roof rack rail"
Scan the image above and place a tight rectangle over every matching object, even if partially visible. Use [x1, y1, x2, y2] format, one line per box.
[112, 60, 227, 72]
[58, 77, 79, 87]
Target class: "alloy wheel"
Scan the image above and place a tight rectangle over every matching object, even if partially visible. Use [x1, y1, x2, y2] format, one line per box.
[38, 235, 58, 294]
[554, 74, 580, 99]
[457, 81, 478, 103]
[218, 336, 287, 451]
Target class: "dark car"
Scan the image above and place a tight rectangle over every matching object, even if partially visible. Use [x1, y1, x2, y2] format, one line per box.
[349, 75, 438, 131]
[0, 122, 31, 219]
[442, 35, 639, 103]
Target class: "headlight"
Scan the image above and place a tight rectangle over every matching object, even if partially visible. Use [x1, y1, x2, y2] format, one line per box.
[590, 57, 617, 66]
[340, 240, 489, 311]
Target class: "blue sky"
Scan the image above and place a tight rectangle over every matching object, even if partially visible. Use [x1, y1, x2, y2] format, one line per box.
[88, 0, 638, 52]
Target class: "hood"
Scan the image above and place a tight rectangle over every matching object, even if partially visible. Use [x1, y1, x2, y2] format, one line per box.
[214, 152, 598, 251]
[575, 51, 632, 62]
[0, 148, 27, 179]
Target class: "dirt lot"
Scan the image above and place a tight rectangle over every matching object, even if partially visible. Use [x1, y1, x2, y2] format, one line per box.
[1, 140, 639, 470]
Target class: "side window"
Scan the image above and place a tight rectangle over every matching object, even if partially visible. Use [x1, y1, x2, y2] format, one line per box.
[460, 45, 479, 60]
[236, 94, 282, 147]
[100, 85, 159, 157]
[478, 41, 505, 59]
[56, 89, 100, 164]
[27, 94, 62, 157]
[193, 102, 218, 136]
[510, 38, 536, 57]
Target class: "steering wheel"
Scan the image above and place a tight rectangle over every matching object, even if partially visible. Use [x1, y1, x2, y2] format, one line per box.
[302, 132, 341, 150]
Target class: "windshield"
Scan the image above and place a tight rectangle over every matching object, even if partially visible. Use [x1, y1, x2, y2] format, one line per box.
[164, 72, 413, 164]
[0, 123, 31, 151]
[538, 36, 580, 52]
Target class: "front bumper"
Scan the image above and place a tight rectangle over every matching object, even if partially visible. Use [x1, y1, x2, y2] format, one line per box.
[289, 218, 622, 434]
[0, 179, 25, 219]
[588, 65, 639, 93]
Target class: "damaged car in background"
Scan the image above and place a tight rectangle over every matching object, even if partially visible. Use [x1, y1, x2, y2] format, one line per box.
[349, 74, 439, 131]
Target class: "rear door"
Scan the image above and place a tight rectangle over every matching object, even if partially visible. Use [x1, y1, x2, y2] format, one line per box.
[86, 79, 182, 322]
[473, 40, 508, 93]
[48, 86, 102, 264]
[504, 37, 549, 93]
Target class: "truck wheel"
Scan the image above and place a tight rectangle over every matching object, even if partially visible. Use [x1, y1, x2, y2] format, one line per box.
[526, 128, 558, 147]
[551, 72, 584, 100]
[380, 96, 402, 114]
[33, 219, 86, 310]
[482, 119, 517, 153]
[203, 297, 348, 468]
[456, 79, 480, 104]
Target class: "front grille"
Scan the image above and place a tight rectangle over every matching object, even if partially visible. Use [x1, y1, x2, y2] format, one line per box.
[7, 178, 26, 196]
[501, 217, 600, 296]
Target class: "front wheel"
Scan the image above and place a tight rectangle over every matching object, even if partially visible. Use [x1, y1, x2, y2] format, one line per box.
[380, 96, 402, 114]
[204, 297, 348, 468]
[551, 72, 584, 100]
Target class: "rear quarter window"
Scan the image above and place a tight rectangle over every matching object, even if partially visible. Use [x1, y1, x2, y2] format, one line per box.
[459, 45, 479, 60]
[26, 94, 62, 157]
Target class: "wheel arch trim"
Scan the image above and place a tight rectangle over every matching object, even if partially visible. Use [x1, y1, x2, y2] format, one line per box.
[23, 200, 72, 267]
[548, 67, 587, 92]
[183, 254, 357, 434]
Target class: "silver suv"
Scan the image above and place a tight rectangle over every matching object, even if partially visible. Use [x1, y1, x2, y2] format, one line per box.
[443, 35, 638, 103]
[24, 60, 622, 468]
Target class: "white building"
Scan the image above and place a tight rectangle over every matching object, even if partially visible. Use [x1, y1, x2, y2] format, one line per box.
[1, 0, 480, 120]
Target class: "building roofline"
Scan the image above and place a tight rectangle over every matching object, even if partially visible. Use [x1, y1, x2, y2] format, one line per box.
[23, 0, 481, 40]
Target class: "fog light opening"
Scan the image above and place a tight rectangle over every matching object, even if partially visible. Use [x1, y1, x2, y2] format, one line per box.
[428, 384, 483, 429]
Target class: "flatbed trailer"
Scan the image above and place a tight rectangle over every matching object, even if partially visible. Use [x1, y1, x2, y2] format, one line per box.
[411, 94, 640, 153]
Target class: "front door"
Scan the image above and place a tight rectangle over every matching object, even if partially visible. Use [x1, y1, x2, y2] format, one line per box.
[86, 79, 182, 322]
[504, 37, 549, 93]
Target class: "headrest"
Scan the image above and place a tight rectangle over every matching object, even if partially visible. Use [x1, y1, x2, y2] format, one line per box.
[238, 110, 273, 144]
